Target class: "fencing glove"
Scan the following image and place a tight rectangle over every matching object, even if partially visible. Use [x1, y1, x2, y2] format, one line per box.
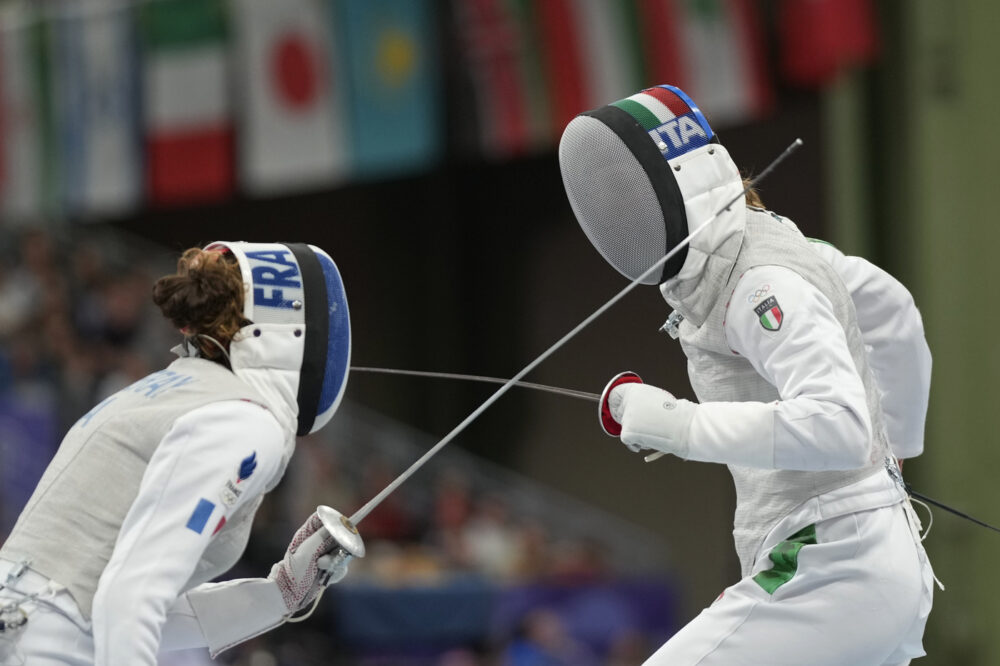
[600, 372, 697, 459]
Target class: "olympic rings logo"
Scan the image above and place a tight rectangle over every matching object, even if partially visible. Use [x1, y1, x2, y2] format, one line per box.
[747, 285, 771, 304]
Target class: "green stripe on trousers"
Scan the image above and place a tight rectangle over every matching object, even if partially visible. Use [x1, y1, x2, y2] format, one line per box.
[753, 524, 817, 594]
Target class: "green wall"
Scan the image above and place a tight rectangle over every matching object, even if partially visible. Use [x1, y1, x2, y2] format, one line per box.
[828, 2, 1000, 663]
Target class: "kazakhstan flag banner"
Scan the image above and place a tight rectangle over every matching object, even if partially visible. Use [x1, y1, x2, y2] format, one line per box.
[337, 0, 441, 177]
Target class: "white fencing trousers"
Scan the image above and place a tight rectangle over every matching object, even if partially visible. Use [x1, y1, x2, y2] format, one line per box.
[645, 501, 934, 666]
[0, 559, 93, 666]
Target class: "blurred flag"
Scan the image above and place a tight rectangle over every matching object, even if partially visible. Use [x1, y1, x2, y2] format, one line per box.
[636, 0, 684, 91]
[0, 6, 44, 219]
[233, 0, 347, 194]
[141, 0, 233, 205]
[50, 0, 141, 217]
[451, 0, 550, 158]
[779, 0, 879, 87]
[338, 0, 440, 177]
[535, 0, 644, 133]
[639, 0, 771, 126]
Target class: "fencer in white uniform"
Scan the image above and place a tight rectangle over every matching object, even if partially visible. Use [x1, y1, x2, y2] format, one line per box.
[559, 84, 936, 665]
[0, 242, 360, 665]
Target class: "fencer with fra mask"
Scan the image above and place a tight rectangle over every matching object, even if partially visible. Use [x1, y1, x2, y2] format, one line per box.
[0, 242, 362, 665]
[560, 85, 937, 665]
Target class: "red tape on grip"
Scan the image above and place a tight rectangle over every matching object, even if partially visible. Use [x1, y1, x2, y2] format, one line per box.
[599, 371, 643, 436]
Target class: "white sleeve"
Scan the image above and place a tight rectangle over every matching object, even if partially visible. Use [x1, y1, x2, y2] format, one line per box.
[91, 400, 285, 666]
[685, 265, 874, 470]
[809, 241, 931, 459]
[161, 578, 290, 657]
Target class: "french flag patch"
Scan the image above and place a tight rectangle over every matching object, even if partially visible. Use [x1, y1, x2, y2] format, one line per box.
[186, 498, 216, 534]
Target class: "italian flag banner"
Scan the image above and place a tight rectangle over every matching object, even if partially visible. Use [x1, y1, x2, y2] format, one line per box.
[140, 0, 233, 205]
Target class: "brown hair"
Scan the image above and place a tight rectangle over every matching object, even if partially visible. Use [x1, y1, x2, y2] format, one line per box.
[152, 248, 246, 361]
[743, 177, 765, 209]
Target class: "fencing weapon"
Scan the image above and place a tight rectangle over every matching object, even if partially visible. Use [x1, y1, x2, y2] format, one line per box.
[352, 366, 1000, 536]
[905, 486, 1000, 535]
[313, 138, 805, 540]
[350, 366, 601, 402]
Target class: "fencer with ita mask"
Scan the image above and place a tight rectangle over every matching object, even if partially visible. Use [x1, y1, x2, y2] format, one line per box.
[560, 85, 935, 664]
[559, 84, 743, 459]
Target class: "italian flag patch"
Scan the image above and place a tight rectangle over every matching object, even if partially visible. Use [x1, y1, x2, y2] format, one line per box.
[754, 296, 783, 331]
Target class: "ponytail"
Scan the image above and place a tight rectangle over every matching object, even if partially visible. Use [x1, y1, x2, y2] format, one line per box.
[152, 248, 245, 361]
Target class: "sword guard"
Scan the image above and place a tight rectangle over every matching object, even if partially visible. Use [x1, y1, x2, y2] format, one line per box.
[316, 505, 366, 559]
[599, 371, 643, 436]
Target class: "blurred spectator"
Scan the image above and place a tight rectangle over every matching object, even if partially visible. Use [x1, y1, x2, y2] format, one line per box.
[462, 494, 520, 580]
[0, 226, 177, 531]
[358, 454, 422, 542]
[282, 435, 360, 535]
[545, 537, 610, 584]
[0, 226, 174, 414]
[433, 467, 474, 532]
[501, 609, 598, 666]
[605, 630, 654, 666]
[0, 259, 41, 338]
[510, 521, 551, 581]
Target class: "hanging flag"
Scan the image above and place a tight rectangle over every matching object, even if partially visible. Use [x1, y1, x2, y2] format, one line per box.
[233, 0, 347, 194]
[140, 0, 233, 205]
[779, 0, 879, 88]
[50, 0, 141, 217]
[571, 0, 646, 109]
[337, 0, 440, 177]
[636, 0, 685, 92]
[451, 0, 550, 158]
[838, 0, 879, 68]
[680, 0, 771, 125]
[0, 6, 44, 219]
[639, 0, 771, 127]
[35, 15, 61, 218]
[535, 0, 644, 133]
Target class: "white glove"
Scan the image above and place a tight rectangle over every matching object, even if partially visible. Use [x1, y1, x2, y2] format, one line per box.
[186, 509, 358, 657]
[609, 382, 697, 459]
[268, 512, 345, 613]
[599, 371, 643, 436]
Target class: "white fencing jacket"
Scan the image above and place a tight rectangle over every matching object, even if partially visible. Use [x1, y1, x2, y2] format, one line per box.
[92, 399, 287, 664]
[649, 142, 930, 573]
[1, 357, 295, 665]
[807, 240, 931, 460]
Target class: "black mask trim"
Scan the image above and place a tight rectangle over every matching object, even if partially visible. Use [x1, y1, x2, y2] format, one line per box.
[285, 243, 328, 436]
[582, 105, 690, 282]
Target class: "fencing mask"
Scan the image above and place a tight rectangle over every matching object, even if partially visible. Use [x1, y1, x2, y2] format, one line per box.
[206, 241, 350, 436]
[559, 84, 718, 285]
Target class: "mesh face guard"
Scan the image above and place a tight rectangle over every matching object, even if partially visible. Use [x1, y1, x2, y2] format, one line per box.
[559, 85, 717, 285]
[206, 241, 351, 435]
